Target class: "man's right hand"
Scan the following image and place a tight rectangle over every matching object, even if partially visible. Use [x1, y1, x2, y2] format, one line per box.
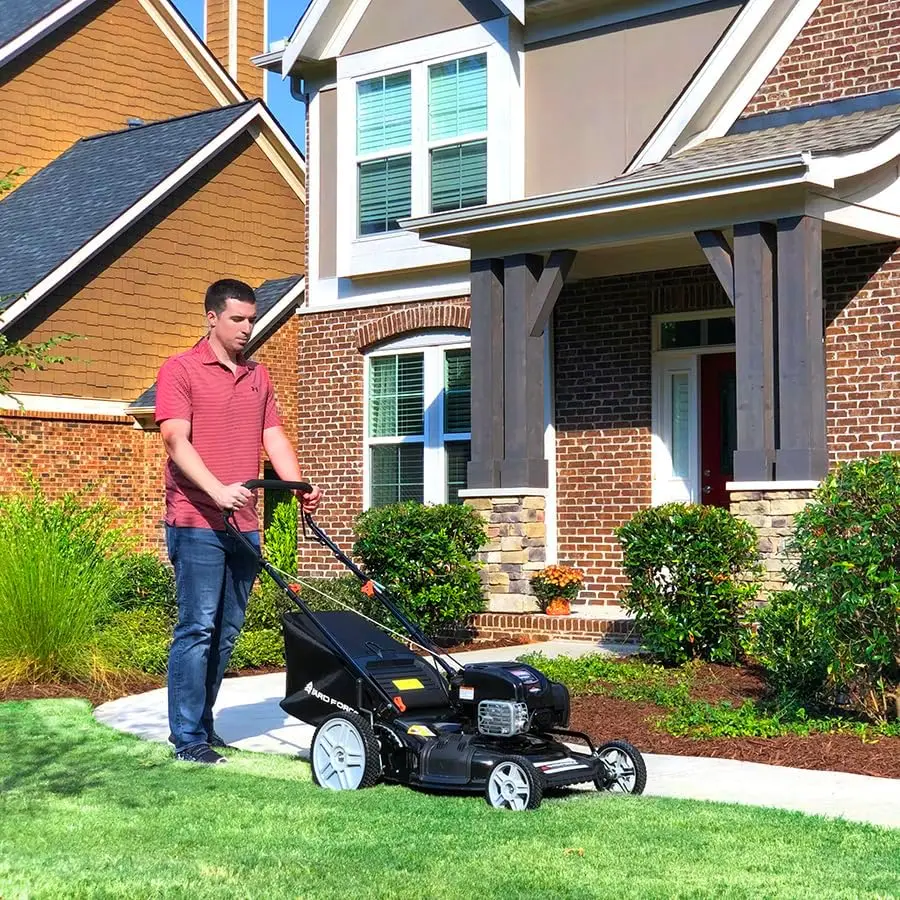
[212, 482, 253, 512]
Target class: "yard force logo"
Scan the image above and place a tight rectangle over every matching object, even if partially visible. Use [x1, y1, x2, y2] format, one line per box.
[303, 680, 354, 713]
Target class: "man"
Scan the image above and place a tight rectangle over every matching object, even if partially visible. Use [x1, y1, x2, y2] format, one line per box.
[155, 278, 322, 764]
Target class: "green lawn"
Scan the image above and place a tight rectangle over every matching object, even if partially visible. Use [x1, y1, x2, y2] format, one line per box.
[1, 701, 898, 900]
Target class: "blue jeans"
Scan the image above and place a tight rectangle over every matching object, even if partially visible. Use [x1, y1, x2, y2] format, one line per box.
[165, 525, 260, 751]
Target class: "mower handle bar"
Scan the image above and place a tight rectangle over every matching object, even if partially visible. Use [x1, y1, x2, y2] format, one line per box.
[243, 479, 312, 494]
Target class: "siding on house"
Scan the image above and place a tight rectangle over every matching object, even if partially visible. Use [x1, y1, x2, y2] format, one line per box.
[743, 0, 900, 115]
[524, 2, 743, 194]
[342, 0, 502, 56]
[0, 0, 218, 186]
[10, 134, 306, 400]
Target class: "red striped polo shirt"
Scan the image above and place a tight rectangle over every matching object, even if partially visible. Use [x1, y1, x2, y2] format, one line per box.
[155, 337, 281, 532]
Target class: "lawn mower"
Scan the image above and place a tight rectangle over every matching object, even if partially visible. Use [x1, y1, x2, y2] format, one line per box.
[224, 479, 647, 811]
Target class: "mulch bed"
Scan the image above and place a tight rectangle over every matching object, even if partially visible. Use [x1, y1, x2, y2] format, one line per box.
[5, 653, 898, 780]
[570, 662, 900, 780]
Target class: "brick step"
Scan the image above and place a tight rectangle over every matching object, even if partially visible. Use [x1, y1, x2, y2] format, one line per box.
[462, 612, 640, 644]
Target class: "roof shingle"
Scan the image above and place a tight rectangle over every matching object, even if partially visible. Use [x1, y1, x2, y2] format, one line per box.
[608, 102, 900, 191]
[0, 102, 255, 308]
[0, 0, 74, 51]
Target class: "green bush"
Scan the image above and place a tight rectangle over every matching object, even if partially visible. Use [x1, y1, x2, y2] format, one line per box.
[753, 590, 834, 709]
[615, 503, 762, 665]
[352, 502, 488, 636]
[108, 551, 176, 617]
[0, 474, 134, 683]
[97, 608, 173, 676]
[228, 628, 284, 670]
[756, 456, 900, 723]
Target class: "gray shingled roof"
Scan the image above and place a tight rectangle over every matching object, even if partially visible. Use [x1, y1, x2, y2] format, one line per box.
[608, 102, 900, 191]
[0, 0, 75, 50]
[127, 274, 305, 411]
[0, 101, 256, 308]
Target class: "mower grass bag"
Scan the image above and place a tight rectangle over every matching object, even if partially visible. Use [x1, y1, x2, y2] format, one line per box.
[226, 480, 647, 811]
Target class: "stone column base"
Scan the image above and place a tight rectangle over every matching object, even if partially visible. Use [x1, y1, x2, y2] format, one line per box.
[729, 488, 817, 596]
[464, 494, 546, 612]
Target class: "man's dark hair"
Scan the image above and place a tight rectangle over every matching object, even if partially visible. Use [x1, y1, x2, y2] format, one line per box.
[205, 279, 256, 314]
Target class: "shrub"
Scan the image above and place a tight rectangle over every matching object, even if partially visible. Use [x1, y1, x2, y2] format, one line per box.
[757, 456, 900, 723]
[228, 628, 284, 670]
[97, 608, 172, 676]
[108, 551, 176, 617]
[615, 503, 762, 665]
[0, 475, 134, 683]
[352, 502, 488, 635]
[753, 590, 834, 710]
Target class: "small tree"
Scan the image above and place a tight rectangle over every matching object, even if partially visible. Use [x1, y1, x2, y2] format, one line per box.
[1, 167, 75, 438]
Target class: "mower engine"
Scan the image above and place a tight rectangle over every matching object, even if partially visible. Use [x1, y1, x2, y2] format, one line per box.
[450, 661, 570, 736]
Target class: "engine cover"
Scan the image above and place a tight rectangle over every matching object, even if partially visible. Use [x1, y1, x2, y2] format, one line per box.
[450, 661, 569, 730]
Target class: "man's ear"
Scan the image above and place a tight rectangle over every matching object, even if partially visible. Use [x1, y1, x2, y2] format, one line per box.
[206, 309, 217, 328]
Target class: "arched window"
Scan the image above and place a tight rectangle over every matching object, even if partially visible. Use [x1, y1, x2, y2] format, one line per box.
[364, 329, 470, 508]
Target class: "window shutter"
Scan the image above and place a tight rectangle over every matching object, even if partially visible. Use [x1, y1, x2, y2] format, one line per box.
[444, 349, 471, 433]
[359, 155, 411, 235]
[368, 354, 424, 437]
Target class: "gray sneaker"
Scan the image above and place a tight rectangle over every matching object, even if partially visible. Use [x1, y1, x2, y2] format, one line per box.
[175, 743, 227, 765]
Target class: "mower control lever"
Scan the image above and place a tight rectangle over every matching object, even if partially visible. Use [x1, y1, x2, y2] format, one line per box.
[243, 479, 313, 494]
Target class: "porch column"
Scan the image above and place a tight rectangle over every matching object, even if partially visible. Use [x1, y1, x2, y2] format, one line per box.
[501, 254, 548, 489]
[775, 216, 828, 480]
[732, 222, 777, 482]
[467, 257, 505, 489]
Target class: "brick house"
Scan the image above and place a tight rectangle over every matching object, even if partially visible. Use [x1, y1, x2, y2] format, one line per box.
[264, 0, 900, 638]
[0, 0, 307, 547]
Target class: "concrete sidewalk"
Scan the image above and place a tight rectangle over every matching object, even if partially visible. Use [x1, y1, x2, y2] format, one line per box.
[94, 639, 900, 830]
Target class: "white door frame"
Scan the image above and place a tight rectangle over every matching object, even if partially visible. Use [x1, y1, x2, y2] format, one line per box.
[651, 310, 736, 506]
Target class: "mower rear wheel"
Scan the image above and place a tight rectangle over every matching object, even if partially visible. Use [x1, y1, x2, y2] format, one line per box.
[484, 756, 544, 811]
[594, 739, 646, 795]
[310, 711, 381, 791]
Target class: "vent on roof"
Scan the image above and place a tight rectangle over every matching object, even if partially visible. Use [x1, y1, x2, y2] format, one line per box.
[126, 117, 145, 128]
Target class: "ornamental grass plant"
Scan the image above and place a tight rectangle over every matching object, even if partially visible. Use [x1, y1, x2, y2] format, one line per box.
[0, 474, 133, 684]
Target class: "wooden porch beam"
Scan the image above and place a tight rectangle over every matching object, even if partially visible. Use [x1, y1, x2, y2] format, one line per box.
[528, 249, 576, 337]
[695, 230, 734, 304]
[775, 216, 828, 481]
[732, 222, 777, 482]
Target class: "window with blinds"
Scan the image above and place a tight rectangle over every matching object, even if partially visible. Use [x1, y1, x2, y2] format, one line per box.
[428, 54, 487, 214]
[366, 346, 471, 508]
[356, 72, 412, 236]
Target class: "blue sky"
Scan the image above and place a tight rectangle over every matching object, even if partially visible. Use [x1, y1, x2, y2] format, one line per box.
[172, 1, 311, 148]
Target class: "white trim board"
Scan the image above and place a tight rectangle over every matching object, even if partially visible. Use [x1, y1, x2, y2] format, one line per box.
[0, 394, 131, 417]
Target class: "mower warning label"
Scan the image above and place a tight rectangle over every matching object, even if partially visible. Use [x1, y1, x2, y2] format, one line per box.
[392, 678, 424, 690]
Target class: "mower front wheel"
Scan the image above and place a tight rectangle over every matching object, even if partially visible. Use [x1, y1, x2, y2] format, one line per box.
[593, 739, 647, 795]
[310, 711, 381, 791]
[484, 756, 544, 811]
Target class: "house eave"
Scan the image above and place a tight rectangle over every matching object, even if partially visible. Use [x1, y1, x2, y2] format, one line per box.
[402, 154, 820, 249]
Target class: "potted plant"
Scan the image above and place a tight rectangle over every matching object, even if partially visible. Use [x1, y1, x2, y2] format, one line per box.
[529, 564, 585, 615]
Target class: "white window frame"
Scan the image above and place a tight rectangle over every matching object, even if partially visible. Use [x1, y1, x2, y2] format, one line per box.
[335, 19, 523, 279]
[363, 330, 471, 509]
[651, 309, 736, 506]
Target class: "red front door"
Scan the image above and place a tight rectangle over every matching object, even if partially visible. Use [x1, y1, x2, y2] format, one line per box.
[700, 352, 736, 508]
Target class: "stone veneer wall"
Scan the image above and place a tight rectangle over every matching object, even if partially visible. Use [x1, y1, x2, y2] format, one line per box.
[464, 495, 546, 612]
[729, 489, 817, 595]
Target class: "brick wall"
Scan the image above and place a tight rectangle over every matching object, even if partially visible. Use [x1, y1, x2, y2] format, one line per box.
[825, 243, 900, 459]
[743, 0, 900, 116]
[295, 299, 470, 573]
[0, 0, 217, 186]
[554, 267, 729, 605]
[0, 410, 168, 551]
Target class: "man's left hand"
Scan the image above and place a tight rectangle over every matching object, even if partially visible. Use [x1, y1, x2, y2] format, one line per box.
[298, 484, 323, 513]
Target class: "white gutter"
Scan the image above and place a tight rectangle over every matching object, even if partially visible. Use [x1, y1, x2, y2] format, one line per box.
[402, 153, 819, 243]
